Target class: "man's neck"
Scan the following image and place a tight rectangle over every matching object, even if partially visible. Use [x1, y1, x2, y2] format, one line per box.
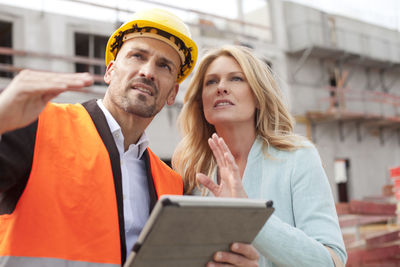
[119, 116, 151, 151]
[102, 100, 153, 151]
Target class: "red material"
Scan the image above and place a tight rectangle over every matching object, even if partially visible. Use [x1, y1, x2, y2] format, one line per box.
[336, 202, 351, 215]
[362, 259, 400, 267]
[365, 230, 400, 247]
[349, 200, 396, 215]
[347, 245, 400, 266]
[339, 215, 395, 228]
[390, 167, 400, 178]
[395, 190, 400, 200]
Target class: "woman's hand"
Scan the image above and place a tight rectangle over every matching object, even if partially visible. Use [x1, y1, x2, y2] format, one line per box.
[0, 70, 93, 134]
[198, 135, 257, 265]
[206, 243, 259, 267]
[196, 133, 247, 198]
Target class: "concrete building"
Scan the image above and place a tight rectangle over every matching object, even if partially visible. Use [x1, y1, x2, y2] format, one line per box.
[0, 0, 399, 202]
[277, 1, 400, 202]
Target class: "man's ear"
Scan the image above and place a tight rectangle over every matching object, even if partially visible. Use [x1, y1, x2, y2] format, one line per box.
[166, 83, 179, 106]
[104, 61, 115, 85]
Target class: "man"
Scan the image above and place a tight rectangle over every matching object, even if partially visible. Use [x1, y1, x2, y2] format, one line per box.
[0, 8, 258, 267]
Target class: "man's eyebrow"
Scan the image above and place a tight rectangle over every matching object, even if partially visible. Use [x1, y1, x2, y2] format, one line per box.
[128, 47, 178, 71]
[129, 48, 149, 54]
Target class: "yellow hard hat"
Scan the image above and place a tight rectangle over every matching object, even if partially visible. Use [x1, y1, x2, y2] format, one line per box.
[105, 8, 198, 83]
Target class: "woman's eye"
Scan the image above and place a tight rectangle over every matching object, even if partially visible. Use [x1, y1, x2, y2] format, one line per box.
[232, 76, 243, 81]
[205, 79, 217, 86]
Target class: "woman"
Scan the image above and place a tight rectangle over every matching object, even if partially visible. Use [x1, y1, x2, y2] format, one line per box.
[172, 45, 346, 266]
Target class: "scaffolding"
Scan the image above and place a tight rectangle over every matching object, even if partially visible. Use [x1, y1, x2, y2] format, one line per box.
[0, 0, 272, 89]
[284, 1, 400, 144]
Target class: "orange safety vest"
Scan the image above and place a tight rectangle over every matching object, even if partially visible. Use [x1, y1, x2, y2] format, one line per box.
[0, 103, 182, 266]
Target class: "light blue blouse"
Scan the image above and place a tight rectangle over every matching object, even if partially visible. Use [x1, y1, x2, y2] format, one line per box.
[202, 136, 347, 266]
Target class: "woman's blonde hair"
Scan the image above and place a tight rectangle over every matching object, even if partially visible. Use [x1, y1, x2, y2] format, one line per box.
[172, 45, 304, 194]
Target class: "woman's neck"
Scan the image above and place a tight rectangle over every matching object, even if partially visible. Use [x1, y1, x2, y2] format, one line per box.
[215, 124, 257, 178]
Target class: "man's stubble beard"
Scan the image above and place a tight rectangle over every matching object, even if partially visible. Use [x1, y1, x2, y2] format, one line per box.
[120, 76, 165, 118]
[109, 77, 175, 118]
[120, 93, 159, 118]
[123, 83, 176, 118]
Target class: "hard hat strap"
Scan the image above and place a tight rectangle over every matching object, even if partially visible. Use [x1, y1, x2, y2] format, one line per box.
[123, 32, 185, 64]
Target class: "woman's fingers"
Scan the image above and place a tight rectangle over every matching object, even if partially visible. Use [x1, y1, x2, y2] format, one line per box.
[210, 133, 232, 167]
[217, 135, 231, 155]
[223, 152, 248, 198]
[206, 133, 248, 198]
[196, 173, 220, 196]
[207, 243, 259, 267]
[230, 243, 259, 261]
[224, 152, 240, 177]
[209, 135, 226, 168]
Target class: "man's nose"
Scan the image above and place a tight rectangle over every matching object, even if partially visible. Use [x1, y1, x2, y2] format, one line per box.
[138, 61, 156, 81]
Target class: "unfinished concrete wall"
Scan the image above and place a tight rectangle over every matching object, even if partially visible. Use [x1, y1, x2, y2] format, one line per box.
[281, 1, 400, 201]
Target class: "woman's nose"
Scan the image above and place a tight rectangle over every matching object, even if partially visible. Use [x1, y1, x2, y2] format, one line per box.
[216, 81, 229, 95]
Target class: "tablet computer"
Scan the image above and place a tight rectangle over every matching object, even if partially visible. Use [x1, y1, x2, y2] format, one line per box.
[124, 195, 274, 267]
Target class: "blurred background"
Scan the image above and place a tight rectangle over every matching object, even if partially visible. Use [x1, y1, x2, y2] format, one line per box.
[0, 0, 399, 264]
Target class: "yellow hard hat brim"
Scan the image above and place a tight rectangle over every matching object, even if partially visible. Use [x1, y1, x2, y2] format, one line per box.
[105, 14, 197, 83]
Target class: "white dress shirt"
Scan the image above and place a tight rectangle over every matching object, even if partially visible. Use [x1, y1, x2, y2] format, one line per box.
[97, 99, 150, 259]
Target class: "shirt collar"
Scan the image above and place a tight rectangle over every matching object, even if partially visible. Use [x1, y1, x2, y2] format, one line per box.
[96, 99, 149, 158]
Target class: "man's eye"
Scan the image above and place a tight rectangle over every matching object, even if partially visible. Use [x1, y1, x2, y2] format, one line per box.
[131, 53, 143, 59]
[159, 63, 171, 71]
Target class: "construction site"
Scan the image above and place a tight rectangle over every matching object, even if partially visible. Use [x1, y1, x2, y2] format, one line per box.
[0, 0, 399, 265]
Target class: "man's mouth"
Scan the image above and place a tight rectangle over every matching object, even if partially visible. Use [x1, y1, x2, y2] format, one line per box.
[131, 85, 153, 96]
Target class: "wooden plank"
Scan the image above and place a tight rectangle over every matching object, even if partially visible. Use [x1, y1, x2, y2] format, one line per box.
[339, 214, 395, 228]
[336, 202, 351, 215]
[363, 245, 400, 262]
[343, 233, 358, 246]
[350, 200, 396, 215]
[365, 230, 400, 247]
[362, 259, 400, 267]
[347, 245, 400, 266]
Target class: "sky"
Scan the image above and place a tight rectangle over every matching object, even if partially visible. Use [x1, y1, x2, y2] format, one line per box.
[0, 0, 399, 31]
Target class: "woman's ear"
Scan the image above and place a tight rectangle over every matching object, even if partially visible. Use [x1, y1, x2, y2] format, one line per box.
[255, 108, 260, 128]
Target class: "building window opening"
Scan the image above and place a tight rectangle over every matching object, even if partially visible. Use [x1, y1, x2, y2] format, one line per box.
[74, 33, 107, 84]
[334, 158, 350, 202]
[329, 71, 339, 110]
[0, 21, 13, 78]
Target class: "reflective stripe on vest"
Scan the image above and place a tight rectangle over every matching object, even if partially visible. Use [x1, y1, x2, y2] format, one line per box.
[0, 103, 121, 265]
[0, 256, 119, 267]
